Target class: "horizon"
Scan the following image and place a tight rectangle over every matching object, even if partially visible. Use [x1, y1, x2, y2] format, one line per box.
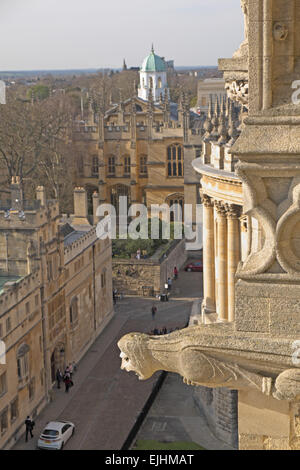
[0, 0, 244, 71]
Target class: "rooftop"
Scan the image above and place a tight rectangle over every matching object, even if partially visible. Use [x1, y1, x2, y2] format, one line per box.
[141, 47, 166, 73]
[0, 274, 23, 294]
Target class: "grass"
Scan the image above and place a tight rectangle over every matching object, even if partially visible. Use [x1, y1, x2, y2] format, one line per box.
[132, 440, 206, 451]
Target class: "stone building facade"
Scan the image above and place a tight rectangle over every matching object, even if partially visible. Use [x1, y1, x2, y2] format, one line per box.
[0, 181, 113, 449]
[197, 78, 227, 114]
[73, 49, 204, 224]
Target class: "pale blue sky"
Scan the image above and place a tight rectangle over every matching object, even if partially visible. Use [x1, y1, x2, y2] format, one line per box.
[0, 0, 244, 70]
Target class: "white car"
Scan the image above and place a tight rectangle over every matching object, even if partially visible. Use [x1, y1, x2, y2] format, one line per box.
[37, 421, 75, 450]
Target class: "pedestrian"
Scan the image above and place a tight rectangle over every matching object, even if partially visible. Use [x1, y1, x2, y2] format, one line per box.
[56, 368, 63, 389]
[64, 375, 73, 393]
[151, 305, 157, 320]
[25, 416, 34, 442]
[68, 363, 73, 379]
[72, 361, 77, 373]
[174, 266, 178, 280]
[64, 365, 71, 378]
[167, 277, 172, 291]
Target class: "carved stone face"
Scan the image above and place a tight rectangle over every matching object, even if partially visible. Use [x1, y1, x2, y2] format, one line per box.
[273, 23, 288, 41]
[118, 333, 154, 380]
[120, 352, 143, 379]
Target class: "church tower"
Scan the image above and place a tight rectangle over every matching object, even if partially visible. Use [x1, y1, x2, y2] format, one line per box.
[138, 45, 169, 103]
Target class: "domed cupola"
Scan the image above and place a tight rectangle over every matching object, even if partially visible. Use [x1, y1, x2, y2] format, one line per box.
[138, 45, 169, 103]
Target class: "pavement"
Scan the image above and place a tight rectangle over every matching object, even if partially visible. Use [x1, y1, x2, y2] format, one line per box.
[14, 256, 232, 451]
[13, 261, 202, 451]
[132, 373, 235, 451]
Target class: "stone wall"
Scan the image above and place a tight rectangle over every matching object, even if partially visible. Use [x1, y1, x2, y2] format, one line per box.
[193, 386, 238, 449]
[112, 239, 187, 296]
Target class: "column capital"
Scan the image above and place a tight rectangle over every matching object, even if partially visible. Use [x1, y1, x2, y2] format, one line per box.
[202, 194, 214, 208]
[225, 203, 242, 219]
[215, 200, 227, 217]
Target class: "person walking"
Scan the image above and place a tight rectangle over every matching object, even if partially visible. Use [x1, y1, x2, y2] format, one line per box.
[174, 266, 178, 280]
[167, 277, 172, 291]
[25, 416, 34, 442]
[64, 365, 71, 379]
[56, 368, 63, 389]
[151, 305, 157, 320]
[68, 363, 73, 379]
[64, 375, 73, 393]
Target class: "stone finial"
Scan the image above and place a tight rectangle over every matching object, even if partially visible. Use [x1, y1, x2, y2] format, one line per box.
[148, 88, 154, 112]
[203, 95, 213, 142]
[217, 96, 228, 145]
[211, 96, 220, 141]
[227, 100, 240, 147]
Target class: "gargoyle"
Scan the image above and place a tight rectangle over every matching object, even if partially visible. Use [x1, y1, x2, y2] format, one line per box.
[118, 330, 300, 402]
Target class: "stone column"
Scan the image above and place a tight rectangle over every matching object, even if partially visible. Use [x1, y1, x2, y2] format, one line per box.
[202, 195, 216, 313]
[215, 201, 228, 322]
[226, 204, 241, 322]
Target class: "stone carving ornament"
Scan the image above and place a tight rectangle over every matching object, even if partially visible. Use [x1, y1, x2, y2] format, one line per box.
[233, 0, 249, 58]
[118, 331, 300, 402]
[225, 80, 248, 106]
[273, 22, 288, 41]
[236, 165, 300, 276]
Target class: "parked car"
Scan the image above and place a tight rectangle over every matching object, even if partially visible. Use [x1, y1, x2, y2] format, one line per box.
[184, 261, 203, 272]
[37, 421, 75, 450]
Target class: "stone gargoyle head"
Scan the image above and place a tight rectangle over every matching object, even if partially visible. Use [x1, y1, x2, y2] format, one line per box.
[118, 333, 156, 380]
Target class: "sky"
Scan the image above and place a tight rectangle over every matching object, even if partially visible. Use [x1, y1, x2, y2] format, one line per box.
[0, 0, 244, 71]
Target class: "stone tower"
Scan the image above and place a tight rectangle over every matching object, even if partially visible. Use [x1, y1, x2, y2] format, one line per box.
[138, 45, 169, 103]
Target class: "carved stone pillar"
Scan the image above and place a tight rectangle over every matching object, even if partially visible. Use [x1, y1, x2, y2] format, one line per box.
[226, 204, 241, 322]
[202, 195, 215, 313]
[215, 201, 228, 322]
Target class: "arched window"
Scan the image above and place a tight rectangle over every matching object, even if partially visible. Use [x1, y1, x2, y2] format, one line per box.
[78, 156, 84, 176]
[69, 297, 78, 325]
[140, 155, 147, 176]
[158, 77, 162, 88]
[167, 144, 184, 177]
[149, 77, 153, 89]
[91, 155, 99, 177]
[111, 184, 131, 212]
[108, 156, 116, 176]
[17, 344, 30, 381]
[166, 194, 184, 222]
[123, 156, 131, 176]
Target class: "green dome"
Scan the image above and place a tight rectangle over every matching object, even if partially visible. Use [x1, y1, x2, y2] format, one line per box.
[141, 48, 166, 73]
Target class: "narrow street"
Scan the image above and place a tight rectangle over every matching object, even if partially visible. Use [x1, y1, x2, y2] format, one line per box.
[13, 262, 203, 450]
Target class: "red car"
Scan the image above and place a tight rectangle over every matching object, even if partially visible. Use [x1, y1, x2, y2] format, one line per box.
[184, 261, 203, 272]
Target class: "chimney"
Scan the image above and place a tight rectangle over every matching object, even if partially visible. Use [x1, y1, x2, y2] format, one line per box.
[36, 186, 46, 207]
[10, 176, 23, 210]
[72, 187, 90, 227]
[92, 191, 100, 226]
